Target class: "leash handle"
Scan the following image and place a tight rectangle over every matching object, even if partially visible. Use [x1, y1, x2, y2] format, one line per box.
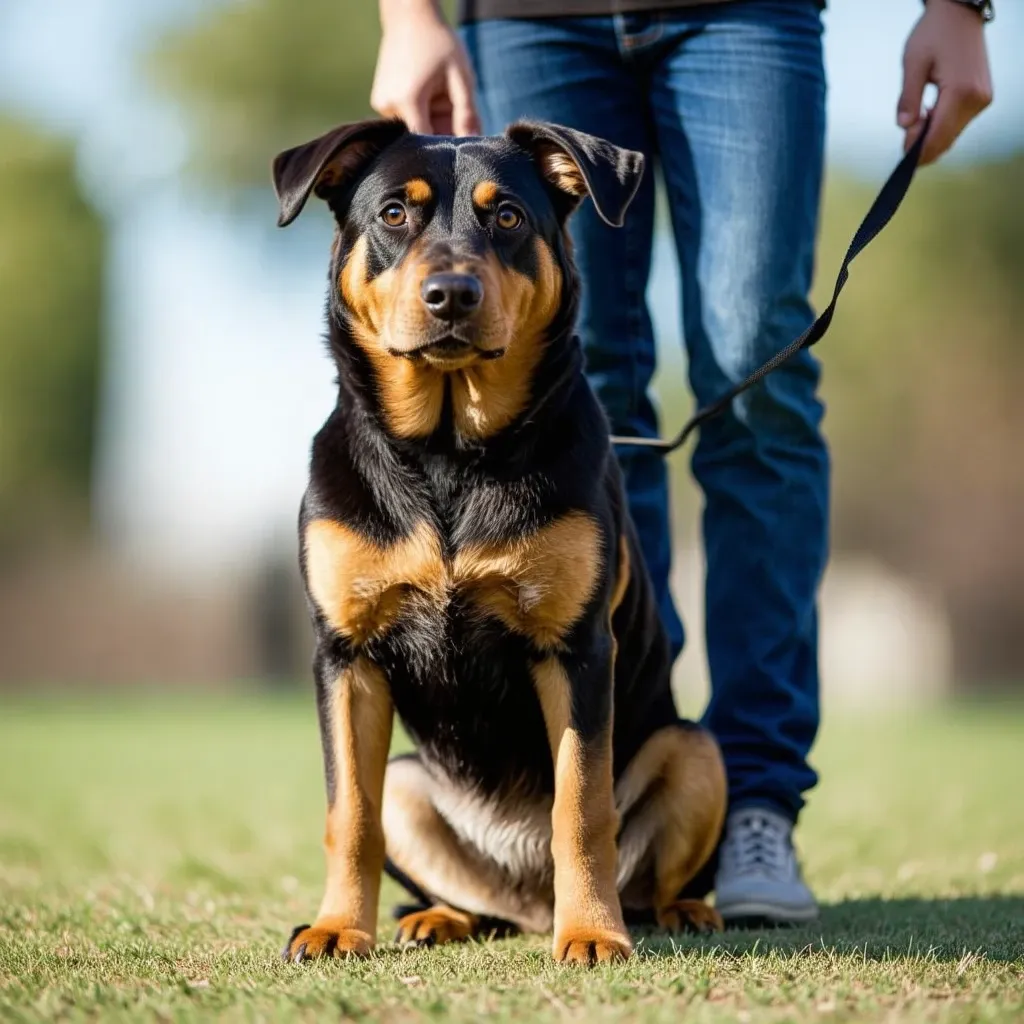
[611, 115, 932, 455]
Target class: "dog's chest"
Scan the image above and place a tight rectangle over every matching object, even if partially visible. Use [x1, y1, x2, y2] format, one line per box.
[303, 513, 601, 651]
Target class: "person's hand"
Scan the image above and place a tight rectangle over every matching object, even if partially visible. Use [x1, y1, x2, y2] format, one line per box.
[371, 0, 481, 137]
[898, 0, 993, 165]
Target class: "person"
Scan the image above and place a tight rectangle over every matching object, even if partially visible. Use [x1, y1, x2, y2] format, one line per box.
[369, 0, 993, 925]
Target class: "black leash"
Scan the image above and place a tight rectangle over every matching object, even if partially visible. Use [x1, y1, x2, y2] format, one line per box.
[611, 116, 932, 454]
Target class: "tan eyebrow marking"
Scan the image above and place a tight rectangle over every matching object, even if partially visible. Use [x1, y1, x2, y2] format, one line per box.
[472, 180, 500, 207]
[405, 178, 433, 204]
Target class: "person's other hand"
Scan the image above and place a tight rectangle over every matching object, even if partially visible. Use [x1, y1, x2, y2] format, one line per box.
[371, 0, 481, 137]
[898, 0, 993, 165]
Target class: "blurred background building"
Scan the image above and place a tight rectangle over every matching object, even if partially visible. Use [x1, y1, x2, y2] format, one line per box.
[0, 0, 1022, 707]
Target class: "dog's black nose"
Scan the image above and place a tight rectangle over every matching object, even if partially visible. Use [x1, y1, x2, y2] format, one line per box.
[421, 273, 483, 320]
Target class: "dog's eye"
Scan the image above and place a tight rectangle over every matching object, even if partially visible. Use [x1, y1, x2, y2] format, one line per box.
[495, 204, 523, 231]
[379, 202, 408, 228]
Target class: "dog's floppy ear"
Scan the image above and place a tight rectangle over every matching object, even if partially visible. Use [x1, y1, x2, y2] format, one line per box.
[506, 121, 644, 228]
[271, 118, 408, 227]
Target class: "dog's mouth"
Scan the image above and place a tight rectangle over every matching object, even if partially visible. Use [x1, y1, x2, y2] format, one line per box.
[391, 335, 506, 368]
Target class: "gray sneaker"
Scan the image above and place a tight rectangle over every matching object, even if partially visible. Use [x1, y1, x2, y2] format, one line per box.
[714, 807, 819, 926]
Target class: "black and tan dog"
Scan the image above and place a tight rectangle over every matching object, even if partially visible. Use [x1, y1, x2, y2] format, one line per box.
[271, 118, 726, 966]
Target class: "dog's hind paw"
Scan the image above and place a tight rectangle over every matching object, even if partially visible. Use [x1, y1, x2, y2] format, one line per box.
[656, 899, 723, 935]
[281, 919, 374, 961]
[395, 906, 477, 947]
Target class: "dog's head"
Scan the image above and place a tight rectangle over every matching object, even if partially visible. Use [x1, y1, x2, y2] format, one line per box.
[272, 120, 643, 434]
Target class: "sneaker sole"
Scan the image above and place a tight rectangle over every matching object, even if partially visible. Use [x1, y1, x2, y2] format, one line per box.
[717, 901, 820, 927]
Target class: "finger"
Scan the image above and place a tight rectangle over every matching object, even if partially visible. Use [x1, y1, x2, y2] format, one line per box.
[897, 48, 930, 149]
[432, 109, 454, 137]
[903, 116, 929, 158]
[446, 63, 482, 137]
[429, 94, 454, 137]
[919, 87, 967, 166]
[396, 96, 434, 135]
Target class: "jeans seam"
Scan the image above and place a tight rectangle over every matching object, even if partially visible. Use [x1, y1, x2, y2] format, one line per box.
[621, 194, 645, 425]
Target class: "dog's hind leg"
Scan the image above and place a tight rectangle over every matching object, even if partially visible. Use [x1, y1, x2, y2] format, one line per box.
[615, 722, 728, 934]
[382, 755, 552, 945]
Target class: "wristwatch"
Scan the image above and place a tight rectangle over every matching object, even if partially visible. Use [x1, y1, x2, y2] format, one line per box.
[926, 0, 994, 21]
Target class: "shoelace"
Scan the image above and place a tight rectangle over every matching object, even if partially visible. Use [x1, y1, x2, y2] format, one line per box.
[723, 812, 792, 879]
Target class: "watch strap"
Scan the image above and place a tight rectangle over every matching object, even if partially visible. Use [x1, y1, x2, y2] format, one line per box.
[938, 0, 995, 23]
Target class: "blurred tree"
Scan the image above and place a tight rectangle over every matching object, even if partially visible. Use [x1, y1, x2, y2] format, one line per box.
[151, 0, 380, 194]
[0, 116, 106, 552]
[812, 155, 1024, 685]
[660, 155, 1024, 684]
[149, 0, 456, 196]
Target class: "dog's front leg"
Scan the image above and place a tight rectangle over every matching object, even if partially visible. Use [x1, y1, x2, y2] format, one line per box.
[532, 637, 631, 965]
[283, 651, 393, 961]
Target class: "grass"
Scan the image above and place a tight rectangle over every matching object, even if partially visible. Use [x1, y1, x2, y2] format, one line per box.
[0, 694, 1022, 1023]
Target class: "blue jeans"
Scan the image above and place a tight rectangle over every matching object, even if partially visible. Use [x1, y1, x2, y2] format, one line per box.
[463, 1, 828, 821]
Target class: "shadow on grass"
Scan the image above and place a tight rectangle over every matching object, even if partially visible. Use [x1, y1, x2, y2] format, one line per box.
[634, 896, 1024, 963]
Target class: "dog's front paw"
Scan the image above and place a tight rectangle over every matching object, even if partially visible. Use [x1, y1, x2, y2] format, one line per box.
[553, 927, 632, 965]
[281, 919, 374, 962]
[656, 899, 724, 935]
[395, 906, 477, 947]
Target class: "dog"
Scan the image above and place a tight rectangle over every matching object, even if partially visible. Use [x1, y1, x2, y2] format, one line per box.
[271, 117, 726, 966]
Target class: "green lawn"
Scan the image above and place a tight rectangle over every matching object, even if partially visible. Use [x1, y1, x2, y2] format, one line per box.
[0, 695, 1021, 1023]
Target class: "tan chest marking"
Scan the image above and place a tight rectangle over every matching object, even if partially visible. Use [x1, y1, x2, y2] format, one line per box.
[305, 512, 603, 650]
[452, 511, 602, 650]
[305, 520, 445, 643]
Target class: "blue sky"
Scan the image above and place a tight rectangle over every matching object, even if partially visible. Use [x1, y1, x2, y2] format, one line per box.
[1, 0, 1022, 568]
